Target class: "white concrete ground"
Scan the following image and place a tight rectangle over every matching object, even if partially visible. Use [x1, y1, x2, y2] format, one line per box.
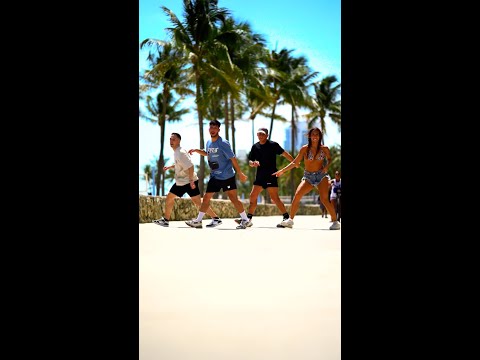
[139, 215, 341, 360]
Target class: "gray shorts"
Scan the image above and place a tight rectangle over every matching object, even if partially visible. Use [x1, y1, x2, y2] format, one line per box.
[303, 170, 330, 186]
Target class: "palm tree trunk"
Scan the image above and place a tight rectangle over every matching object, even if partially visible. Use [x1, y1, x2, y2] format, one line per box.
[195, 70, 205, 194]
[230, 95, 236, 154]
[290, 106, 296, 202]
[159, 86, 170, 196]
[224, 94, 229, 141]
[268, 99, 278, 141]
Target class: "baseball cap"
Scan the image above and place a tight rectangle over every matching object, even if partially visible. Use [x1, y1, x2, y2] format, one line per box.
[257, 128, 268, 135]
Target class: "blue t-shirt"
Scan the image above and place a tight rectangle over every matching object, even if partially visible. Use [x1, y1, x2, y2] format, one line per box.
[206, 136, 236, 180]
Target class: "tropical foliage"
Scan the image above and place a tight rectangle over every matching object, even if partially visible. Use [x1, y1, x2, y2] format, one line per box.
[140, 0, 341, 199]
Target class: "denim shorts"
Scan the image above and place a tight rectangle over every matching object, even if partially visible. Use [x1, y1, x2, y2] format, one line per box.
[302, 170, 330, 186]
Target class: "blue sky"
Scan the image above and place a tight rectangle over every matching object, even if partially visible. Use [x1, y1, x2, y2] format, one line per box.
[139, 0, 341, 173]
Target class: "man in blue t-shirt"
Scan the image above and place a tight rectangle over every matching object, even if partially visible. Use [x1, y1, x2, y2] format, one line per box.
[186, 120, 250, 229]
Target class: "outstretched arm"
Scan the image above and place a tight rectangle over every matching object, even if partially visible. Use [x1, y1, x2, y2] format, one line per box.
[272, 148, 304, 177]
[188, 149, 207, 157]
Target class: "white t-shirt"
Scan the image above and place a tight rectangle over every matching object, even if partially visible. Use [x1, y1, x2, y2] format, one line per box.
[174, 146, 198, 186]
[330, 179, 341, 200]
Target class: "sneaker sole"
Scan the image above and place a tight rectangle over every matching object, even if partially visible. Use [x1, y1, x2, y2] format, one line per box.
[185, 222, 203, 228]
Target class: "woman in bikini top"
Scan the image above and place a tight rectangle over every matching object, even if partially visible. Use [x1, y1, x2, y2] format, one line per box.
[271, 127, 340, 230]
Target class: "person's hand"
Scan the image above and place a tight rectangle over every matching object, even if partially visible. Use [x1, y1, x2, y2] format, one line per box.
[188, 149, 196, 155]
[272, 170, 284, 177]
[189, 180, 196, 189]
[239, 172, 248, 183]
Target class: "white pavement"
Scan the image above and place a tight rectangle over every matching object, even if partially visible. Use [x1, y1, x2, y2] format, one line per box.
[139, 215, 341, 360]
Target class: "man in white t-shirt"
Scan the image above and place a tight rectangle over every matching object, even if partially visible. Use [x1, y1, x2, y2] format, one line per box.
[153, 133, 221, 227]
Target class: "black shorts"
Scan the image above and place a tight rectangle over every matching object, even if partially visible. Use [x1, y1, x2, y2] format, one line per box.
[253, 172, 279, 189]
[169, 180, 201, 197]
[206, 176, 237, 193]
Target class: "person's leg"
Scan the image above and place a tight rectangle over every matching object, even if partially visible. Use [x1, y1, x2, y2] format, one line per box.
[190, 195, 218, 219]
[318, 179, 337, 221]
[247, 185, 263, 215]
[163, 192, 177, 220]
[185, 192, 215, 228]
[185, 179, 219, 220]
[267, 187, 288, 214]
[289, 180, 314, 220]
[331, 198, 338, 221]
[267, 187, 290, 226]
[279, 180, 313, 228]
[336, 196, 341, 222]
[154, 183, 183, 226]
[226, 189, 247, 216]
[198, 192, 215, 217]
[318, 179, 340, 230]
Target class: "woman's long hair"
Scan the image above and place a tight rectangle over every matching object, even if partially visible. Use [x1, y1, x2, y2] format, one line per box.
[307, 127, 324, 159]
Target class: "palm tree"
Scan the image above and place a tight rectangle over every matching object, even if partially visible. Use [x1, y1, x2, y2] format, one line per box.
[140, 92, 189, 195]
[139, 40, 191, 195]
[263, 48, 296, 140]
[305, 75, 341, 135]
[159, 0, 231, 194]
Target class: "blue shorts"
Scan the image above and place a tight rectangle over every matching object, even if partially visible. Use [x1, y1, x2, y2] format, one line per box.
[302, 170, 330, 186]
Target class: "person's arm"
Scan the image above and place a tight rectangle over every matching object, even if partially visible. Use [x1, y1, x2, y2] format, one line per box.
[187, 165, 196, 189]
[272, 147, 304, 177]
[322, 146, 332, 173]
[230, 157, 248, 183]
[281, 150, 295, 163]
[247, 145, 259, 167]
[163, 165, 174, 171]
[188, 149, 207, 157]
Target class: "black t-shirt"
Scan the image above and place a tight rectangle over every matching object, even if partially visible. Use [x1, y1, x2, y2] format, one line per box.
[248, 140, 285, 175]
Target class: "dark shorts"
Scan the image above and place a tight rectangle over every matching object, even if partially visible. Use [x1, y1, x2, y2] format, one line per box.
[253, 172, 279, 189]
[206, 176, 237, 193]
[169, 180, 201, 198]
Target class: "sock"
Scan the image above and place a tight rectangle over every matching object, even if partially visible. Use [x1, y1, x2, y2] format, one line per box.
[214, 216, 220, 220]
[247, 213, 253, 220]
[195, 212, 205, 222]
[282, 212, 289, 220]
[163, 217, 169, 222]
[239, 211, 249, 221]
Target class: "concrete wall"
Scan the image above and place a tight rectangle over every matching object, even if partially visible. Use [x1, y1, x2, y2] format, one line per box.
[139, 195, 322, 223]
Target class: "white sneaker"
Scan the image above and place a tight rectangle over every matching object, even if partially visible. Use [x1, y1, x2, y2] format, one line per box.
[234, 218, 253, 227]
[153, 217, 169, 227]
[185, 219, 203, 228]
[236, 219, 251, 229]
[329, 221, 341, 230]
[280, 218, 294, 228]
[206, 218, 223, 228]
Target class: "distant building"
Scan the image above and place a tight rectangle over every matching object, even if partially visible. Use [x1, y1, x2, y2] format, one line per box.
[284, 121, 308, 152]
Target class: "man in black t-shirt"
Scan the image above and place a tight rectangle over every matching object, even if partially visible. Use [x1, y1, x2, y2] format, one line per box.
[235, 128, 295, 228]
